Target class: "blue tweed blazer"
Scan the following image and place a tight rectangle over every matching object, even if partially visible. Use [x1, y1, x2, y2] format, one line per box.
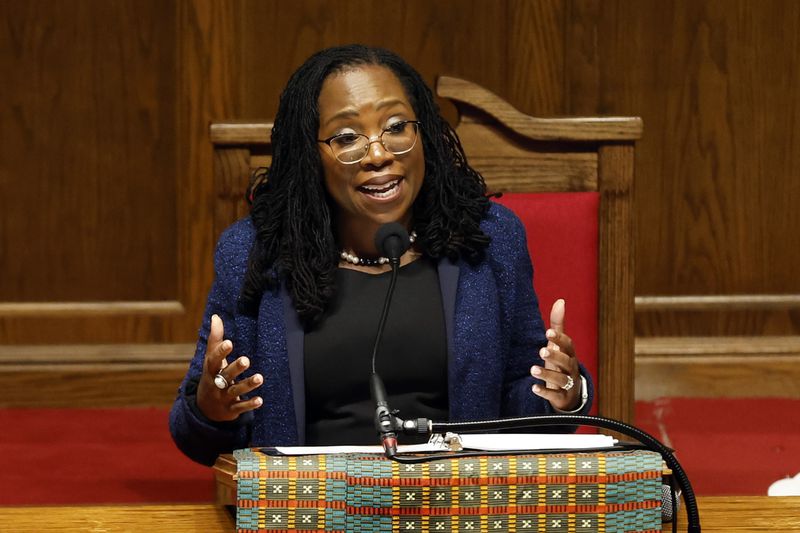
[170, 203, 594, 465]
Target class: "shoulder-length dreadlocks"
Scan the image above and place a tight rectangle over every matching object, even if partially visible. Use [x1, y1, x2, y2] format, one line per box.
[239, 44, 490, 326]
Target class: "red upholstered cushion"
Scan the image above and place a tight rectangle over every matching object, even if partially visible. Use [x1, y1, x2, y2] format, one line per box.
[494, 193, 599, 414]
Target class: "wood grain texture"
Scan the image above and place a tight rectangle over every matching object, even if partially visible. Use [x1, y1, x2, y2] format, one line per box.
[209, 122, 273, 144]
[567, 0, 800, 336]
[439, 77, 642, 141]
[0, 504, 235, 533]
[232, 0, 511, 122]
[427, 121, 600, 192]
[174, 0, 240, 341]
[0, 1, 207, 344]
[0, 1, 178, 303]
[213, 454, 237, 506]
[0, 344, 194, 407]
[0, 301, 185, 317]
[2, 497, 798, 532]
[635, 308, 800, 337]
[0, 342, 196, 363]
[635, 294, 800, 336]
[689, 496, 800, 532]
[637, 354, 800, 399]
[636, 336, 800, 399]
[637, 335, 800, 356]
[597, 144, 636, 423]
[636, 294, 800, 311]
[0, 368, 189, 407]
[213, 147, 252, 240]
[506, 0, 566, 115]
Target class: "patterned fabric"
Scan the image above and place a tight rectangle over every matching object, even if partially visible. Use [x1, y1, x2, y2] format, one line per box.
[235, 448, 663, 533]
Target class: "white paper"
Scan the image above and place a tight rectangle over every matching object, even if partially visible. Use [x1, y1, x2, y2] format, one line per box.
[273, 433, 616, 456]
[456, 433, 616, 451]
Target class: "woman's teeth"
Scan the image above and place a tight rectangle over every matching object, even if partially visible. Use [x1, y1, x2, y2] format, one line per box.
[359, 179, 400, 198]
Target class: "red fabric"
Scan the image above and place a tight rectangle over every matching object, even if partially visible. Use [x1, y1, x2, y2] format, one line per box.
[494, 193, 599, 414]
[0, 407, 214, 505]
[2, 399, 796, 503]
[635, 398, 800, 495]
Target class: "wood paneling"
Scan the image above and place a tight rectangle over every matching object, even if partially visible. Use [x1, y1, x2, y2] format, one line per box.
[597, 144, 636, 421]
[506, 0, 566, 116]
[0, 504, 235, 532]
[565, 0, 800, 336]
[0, 344, 194, 407]
[2, 0, 800, 403]
[636, 337, 800, 400]
[0, 0, 190, 344]
[174, 0, 240, 337]
[0, 1, 178, 303]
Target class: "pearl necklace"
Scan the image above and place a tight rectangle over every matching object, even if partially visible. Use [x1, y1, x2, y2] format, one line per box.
[340, 231, 417, 266]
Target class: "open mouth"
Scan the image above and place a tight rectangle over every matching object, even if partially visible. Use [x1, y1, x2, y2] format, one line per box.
[357, 178, 402, 199]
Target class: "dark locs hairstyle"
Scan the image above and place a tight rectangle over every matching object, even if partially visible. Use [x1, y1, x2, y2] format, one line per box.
[239, 44, 491, 326]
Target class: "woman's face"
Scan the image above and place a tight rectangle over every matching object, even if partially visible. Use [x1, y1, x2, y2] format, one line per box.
[317, 64, 425, 251]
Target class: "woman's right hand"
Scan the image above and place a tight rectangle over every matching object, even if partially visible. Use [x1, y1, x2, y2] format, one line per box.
[196, 314, 264, 422]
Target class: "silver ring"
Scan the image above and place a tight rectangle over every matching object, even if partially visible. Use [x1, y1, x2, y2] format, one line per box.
[561, 375, 575, 391]
[214, 372, 229, 390]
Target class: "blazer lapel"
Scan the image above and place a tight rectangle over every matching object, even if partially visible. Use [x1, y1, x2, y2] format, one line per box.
[437, 259, 460, 370]
[281, 285, 306, 445]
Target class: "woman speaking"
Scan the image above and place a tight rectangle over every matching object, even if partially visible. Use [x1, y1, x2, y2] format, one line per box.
[169, 44, 593, 466]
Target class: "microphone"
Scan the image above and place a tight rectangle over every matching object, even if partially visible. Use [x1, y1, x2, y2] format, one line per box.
[661, 483, 681, 523]
[369, 223, 411, 458]
[374, 222, 411, 264]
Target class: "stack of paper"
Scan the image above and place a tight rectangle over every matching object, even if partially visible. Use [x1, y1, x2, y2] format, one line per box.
[272, 433, 617, 456]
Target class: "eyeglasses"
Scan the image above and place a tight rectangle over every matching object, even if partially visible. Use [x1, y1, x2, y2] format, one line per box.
[317, 120, 421, 164]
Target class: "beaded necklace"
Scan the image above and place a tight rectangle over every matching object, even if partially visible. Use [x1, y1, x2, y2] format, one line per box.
[339, 231, 417, 266]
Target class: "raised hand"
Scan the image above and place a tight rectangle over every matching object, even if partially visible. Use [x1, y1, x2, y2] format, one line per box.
[196, 314, 264, 422]
[530, 299, 582, 411]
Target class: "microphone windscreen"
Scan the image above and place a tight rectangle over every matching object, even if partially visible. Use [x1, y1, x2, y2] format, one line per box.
[374, 223, 410, 260]
[661, 483, 681, 522]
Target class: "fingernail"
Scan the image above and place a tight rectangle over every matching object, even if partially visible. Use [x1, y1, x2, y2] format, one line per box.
[540, 347, 549, 358]
[240, 357, 249, 367]
[532, 384, 541, 394]
[252, 374, 263, 385]
[531, 366, 542, 375]
[223, 340, 231, 350]
[546, 329, 556, 339]
[253, 397, 263, 406]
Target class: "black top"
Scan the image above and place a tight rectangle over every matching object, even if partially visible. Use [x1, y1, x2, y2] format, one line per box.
[304, 258, 448, 445]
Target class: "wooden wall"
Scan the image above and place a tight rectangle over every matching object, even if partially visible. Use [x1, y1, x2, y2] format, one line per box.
[1, 0, 799, 405]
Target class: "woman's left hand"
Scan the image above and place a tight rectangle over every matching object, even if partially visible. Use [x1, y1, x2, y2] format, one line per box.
[530, 299, 582, 411]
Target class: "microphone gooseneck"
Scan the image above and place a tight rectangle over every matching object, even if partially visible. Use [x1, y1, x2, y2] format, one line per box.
[369, 223, 411, 458]
[373, 222, 411, 267]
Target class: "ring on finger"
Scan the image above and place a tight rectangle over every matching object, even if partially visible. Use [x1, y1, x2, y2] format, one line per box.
[214, 372, 230, 390]
[561, 375, 575, 391]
